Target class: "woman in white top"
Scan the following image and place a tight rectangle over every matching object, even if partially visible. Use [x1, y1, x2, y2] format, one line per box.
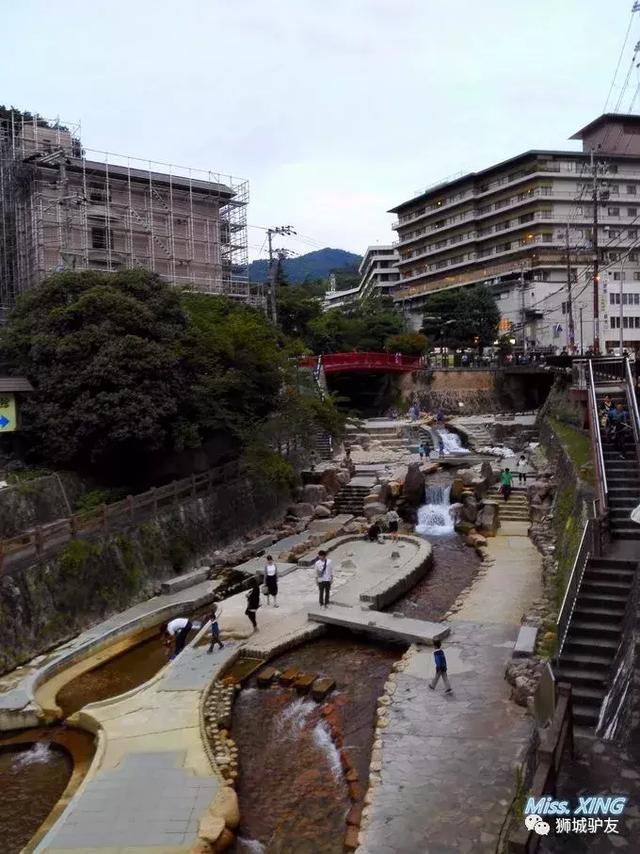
[263, 555, 279, 607]
[516, 455, 528, 484]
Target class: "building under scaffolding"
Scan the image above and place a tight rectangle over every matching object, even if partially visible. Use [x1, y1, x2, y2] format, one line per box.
[0, 111, 260, 314]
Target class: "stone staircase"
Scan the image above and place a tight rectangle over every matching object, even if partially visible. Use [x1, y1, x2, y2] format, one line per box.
[451, 417, 493, 450]
[312, 430, 333, 461]
[333, 476, 376, 517]
[557, 557, 636, 728]
[490, 486, 530, 522]
[596, 392, 640, 540]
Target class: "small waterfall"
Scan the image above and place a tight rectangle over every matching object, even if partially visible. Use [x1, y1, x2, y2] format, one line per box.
[276, 697, 315, 739]
[436, 429, 470, 455]
[415, 484, 454, 536]
[236, 838, 266, 853]
[12, 742, 52, 768]
[312, 721, 343, 781]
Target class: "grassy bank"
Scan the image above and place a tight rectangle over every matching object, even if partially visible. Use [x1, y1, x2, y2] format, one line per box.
[546, 417, 595, 486]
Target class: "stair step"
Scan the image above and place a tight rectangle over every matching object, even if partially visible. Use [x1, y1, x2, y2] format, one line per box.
[571, 685, 607, 706]
[559, 652, 615, 667]
[584, 567, 635, 581]
[556, 667, 610, 686]
[573, 606, 625, 621]
[588, 558, 637, 570]
[578, 592, 629, 605]
[563, 635, 620, 652]
[581, 581, 634, 594]
[570, 620, 622, 637]
[572, 703, 600, 726]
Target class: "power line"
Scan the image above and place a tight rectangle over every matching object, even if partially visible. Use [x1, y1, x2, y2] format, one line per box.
[603, 9, 636, 111]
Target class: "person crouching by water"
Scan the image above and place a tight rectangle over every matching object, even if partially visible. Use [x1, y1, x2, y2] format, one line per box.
[264, 555, 279, 607]
[245, 576, 260, 632]
[367, 520, 382, 543]
[315, 549, 333, 608]
[163, 616, 192, 659]
[207, 600, 224, 653]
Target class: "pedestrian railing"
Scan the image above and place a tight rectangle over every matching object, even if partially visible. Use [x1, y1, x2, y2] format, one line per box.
[0, 460, 240, 571]
[556, 518, 596, 659]
[508, 683, 574, 854]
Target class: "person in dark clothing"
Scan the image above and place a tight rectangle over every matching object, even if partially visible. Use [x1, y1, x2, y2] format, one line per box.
[207, 601, 224, 653]
[367, 521, 382, 543]
[429, 639, 452, 693]
[163, 617, 193, 659]
[245, 577, 260, 631]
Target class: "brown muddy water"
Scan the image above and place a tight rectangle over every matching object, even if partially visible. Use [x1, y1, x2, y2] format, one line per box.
[231, 635, 403, 853]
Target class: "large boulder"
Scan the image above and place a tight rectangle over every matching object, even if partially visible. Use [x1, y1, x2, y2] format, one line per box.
[402, 463, 426, 507]
[303, 484, 329, 504]
[364, 502, 387, 520]
[480, 461, 495, 485]
[461, 494, 478, 524]
[450, 477, 466, 503]
[477, 501, 500, 536]
[288, 502, 314, 518]
[336, 470, 351, 487]
[313, 505, 332, 519]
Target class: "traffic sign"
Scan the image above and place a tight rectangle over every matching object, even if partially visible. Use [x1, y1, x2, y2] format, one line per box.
[0, 394, 17, 431]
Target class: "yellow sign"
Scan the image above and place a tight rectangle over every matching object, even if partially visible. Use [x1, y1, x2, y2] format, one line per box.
[0, 394, 17, 432]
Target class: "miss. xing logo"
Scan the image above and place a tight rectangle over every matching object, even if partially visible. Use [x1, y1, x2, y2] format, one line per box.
[524, 796, 628, 837]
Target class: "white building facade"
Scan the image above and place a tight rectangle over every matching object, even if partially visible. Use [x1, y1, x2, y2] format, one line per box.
[390, 114, 640, 353]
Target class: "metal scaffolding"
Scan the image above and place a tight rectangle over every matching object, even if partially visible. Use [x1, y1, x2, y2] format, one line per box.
[0, 111, 260, 314]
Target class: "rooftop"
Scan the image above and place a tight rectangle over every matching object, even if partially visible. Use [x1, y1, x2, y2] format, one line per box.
[570, 112, 640, 140]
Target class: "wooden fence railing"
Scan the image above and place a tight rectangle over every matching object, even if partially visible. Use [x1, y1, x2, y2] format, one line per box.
[508, 682, 574, 854]
[0, 460, 240, 571]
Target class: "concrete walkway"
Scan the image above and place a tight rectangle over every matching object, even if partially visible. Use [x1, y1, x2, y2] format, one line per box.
[360, 525, 543, 854]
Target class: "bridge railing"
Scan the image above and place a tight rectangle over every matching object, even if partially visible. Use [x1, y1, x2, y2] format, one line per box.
[299, 352, 425, 371]
[0, 460, 241, 572]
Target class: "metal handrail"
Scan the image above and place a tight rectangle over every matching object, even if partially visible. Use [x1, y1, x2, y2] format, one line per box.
[587, 360, 608, 508]
[624, 355, 640, 451]
[556, 518, 593, 659]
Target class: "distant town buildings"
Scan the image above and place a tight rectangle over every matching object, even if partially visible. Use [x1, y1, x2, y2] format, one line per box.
[389, 114, 640, 352]
[0, 112, 256, 316]
[323, 244, 400, 310]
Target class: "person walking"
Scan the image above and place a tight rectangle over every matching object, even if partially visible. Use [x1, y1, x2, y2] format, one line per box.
[245, 576, 260, 632]
[438, 435, 445, 458]
[429, 639, 452, 693]
[500, 467, 513, 501]
[516, 454, 528, 485]
[207, 600, 224, 653]
[315, 549, 333, 608]
[263, 555, 279, 607]
[385, 508, 400, 542]
[163, 616, 192, 659]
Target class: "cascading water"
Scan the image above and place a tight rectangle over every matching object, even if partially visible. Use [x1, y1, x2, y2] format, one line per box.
[415, 485, 454, 536]
[436, 429, 470, 455]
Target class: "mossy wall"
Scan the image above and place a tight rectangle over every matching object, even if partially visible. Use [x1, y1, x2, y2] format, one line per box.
[0, 473, 290, 674]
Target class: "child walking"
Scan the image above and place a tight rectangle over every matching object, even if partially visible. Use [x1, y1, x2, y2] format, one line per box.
[263, 555, 279, 607]
[429, 639, 452, 694]
[207, 600, 224, 653]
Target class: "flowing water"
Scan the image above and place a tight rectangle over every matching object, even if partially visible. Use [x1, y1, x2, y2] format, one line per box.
[416, 484, 454, 536]
[231, 635, 402, 853]
[0, 740, 71, 854]
[436, 428, 470, 456]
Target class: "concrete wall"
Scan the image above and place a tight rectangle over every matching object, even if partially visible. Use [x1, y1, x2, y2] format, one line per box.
[399, 369, 501, 414]
[0, 472, 291, 675]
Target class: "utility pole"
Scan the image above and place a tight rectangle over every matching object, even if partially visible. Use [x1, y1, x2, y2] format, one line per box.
[579, 306, 584, 355]
[591, 150, 601, 354]
[266, 225, 296, 326]
[565, 223, 575, 352]
[519, 264, 527, 353]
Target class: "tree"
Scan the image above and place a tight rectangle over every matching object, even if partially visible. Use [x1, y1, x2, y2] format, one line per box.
[306, 298, 404, 353]
[385, 332, 429, 356]
[421, 285, 499, 350]
[276, 284, 323, 341]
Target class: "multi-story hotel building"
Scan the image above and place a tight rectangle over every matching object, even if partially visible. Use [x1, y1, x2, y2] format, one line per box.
[390, 114, 640, 352]
[323, 244, 400, 311]
[0, 111, 255, 315]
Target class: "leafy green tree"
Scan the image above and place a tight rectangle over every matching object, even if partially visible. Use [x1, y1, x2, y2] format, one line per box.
[276, 284, 323, 340]
[306, 298, 403, 353]
[385, 332, 429, 356]
[421, 285, 499, 350]
[463, 284, 500, 350]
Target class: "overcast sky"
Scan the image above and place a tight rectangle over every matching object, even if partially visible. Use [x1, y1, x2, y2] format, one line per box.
[2, 0, 634, 261]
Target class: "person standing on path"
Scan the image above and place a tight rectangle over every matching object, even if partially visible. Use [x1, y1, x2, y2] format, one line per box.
[385, 508, 400, 542]
[500, 467, 513, 502]
[315, 549, 333, 608]
[207, 600, 224, 653]
[429, 639, 452, 694]
[245, 576, 260, 632]
[263, 555, 279, 607]
[516, 455, 528, 484]
[163, 616, 192, 659]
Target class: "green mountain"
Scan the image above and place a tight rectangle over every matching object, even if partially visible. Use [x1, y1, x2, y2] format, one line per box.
[247, 247, 362, 284]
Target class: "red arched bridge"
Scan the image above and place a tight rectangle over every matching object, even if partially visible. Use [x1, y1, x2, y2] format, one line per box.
[300, 352, 425, 374]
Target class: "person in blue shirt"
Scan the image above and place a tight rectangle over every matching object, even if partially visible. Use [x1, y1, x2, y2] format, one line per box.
[429, 639, 452, 694]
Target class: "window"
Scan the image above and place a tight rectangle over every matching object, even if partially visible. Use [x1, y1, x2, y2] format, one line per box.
[519, 213, 534, 223]
[609, 164, 619, 174]
[613, 272, 626, 281]
[623, 317, 630, 329]
[610, 183, 619, 193]
[561, 301, 568, 314]
[91, 226, 111, 249]
[610, 293, 619, 305]
[88, 182, 110, 203]
[634, 271, 640, 281]
[629, 229, 638, 240]
[611, 317, 619, 329]
[630, 252, 639, 262]
[629, 208, 638, 217]
[608, 207, 620, 216]
[628, 185, 637, 195]
[634, 293, 640, 305]
[542, 232, 553, 242]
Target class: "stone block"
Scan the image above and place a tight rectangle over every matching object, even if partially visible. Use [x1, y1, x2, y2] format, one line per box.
[346, 804, 363, 826]
[257, 666, 278, 687]
[294, 672, 316, 694]
[313, 505, 332, 519]
[302, 483, 329, 504]
[345, 826, 360, 850]
[311, 676, 336, 701]
[402, 462, 426, 506]
[279, 667, 300, 686]
[513, 625, 538, 658]
[199, 815, 226, 844]
[288, 502, 314, 518]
